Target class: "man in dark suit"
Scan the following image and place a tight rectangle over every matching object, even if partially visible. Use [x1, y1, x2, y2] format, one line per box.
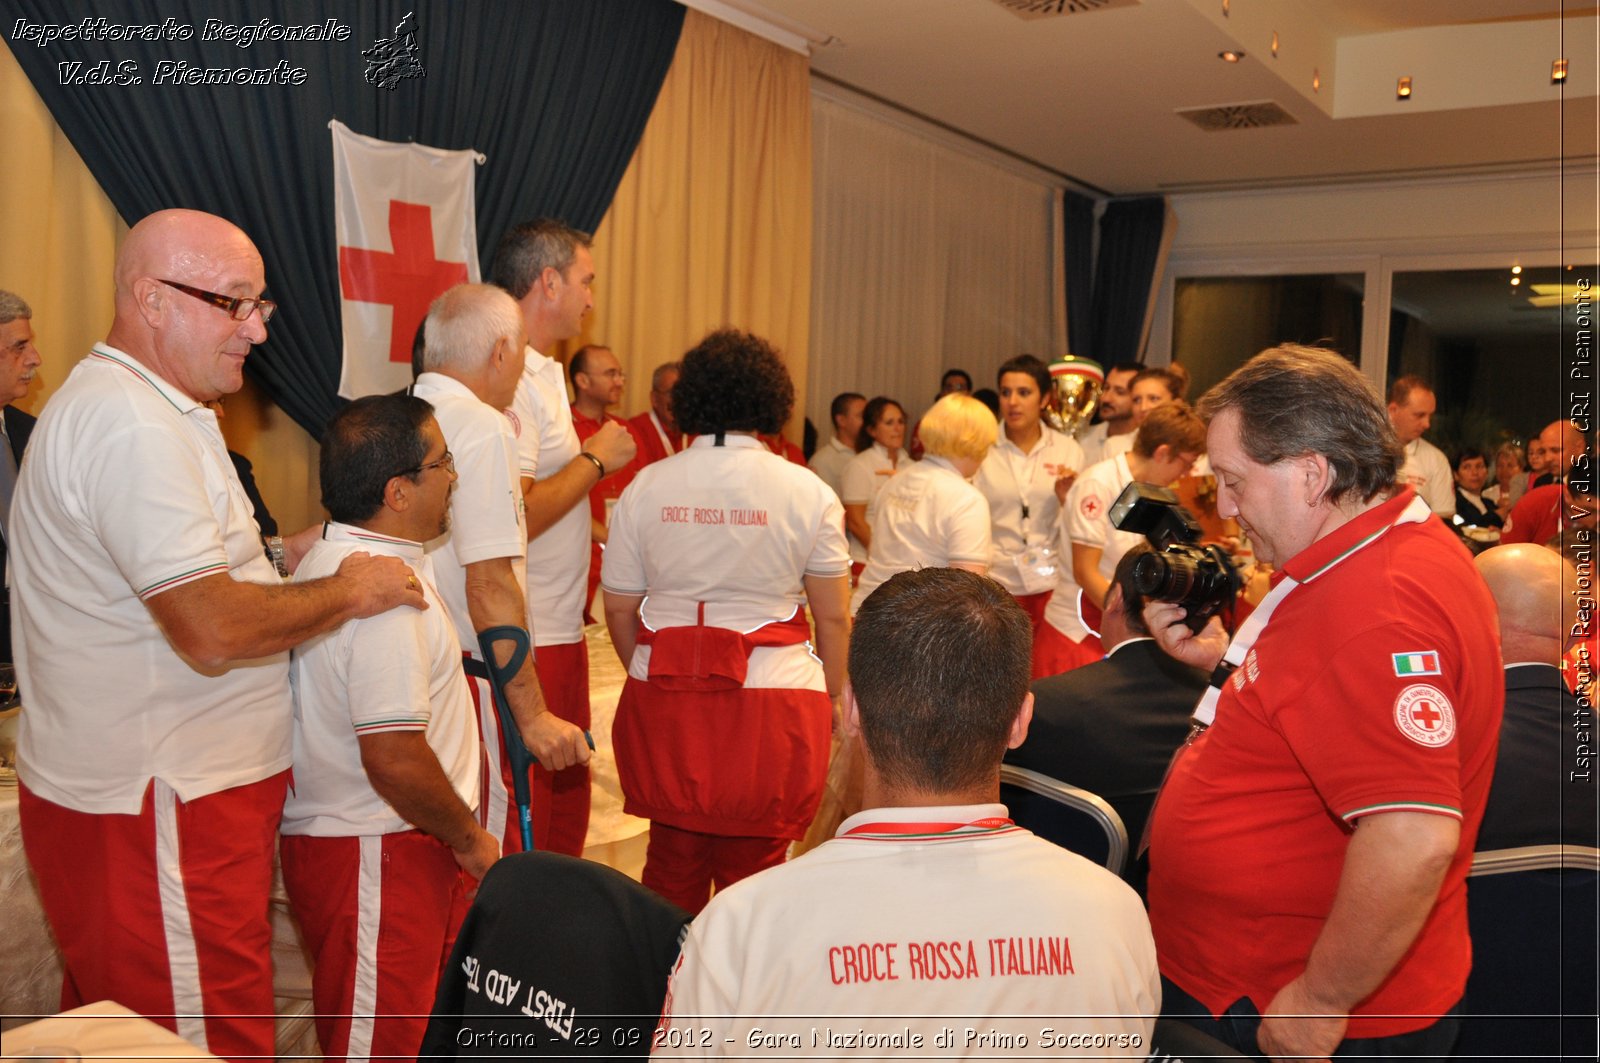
[1006, 542, 1208, 851]
[0, 290, 41, 662]
[1473, 543, 1598, 850]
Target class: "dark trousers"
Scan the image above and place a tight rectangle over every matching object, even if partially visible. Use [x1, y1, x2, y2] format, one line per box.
[1160, 975, 1461, 1062]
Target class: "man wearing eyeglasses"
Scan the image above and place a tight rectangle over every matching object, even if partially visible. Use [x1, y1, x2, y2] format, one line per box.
[411, 282, 592, 863]
[630, 360, 683, 467]
[570, 344, 642, 624]
[489, 220, 635, 856]
[9, 208, 424, 1061]
[281, 392, 498, 1063]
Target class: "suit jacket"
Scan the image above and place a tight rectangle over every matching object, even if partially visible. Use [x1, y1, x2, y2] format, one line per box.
[1005, 637, 1208, 849]
[1, 403, 36, 662]
[1476, 663, 1599, 851]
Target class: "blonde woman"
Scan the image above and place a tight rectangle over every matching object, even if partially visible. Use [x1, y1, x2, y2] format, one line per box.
[850, 393, 998, 614]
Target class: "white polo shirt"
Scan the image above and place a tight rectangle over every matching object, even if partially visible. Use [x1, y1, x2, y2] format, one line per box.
[658, 804, 1158, 1058]
[602, 434, 849, 690]
[1042, 453, 1142, 642]
[412, 372, 527, 656]
[974, 426, 1084, 595]
[13, 344, 289, 814]
[282, 524, 478, 837]
[850, 457, 991, 614]
[807, 436, 854, 499]
[1400, 437, 1455, 519]
[510, 349, 588, 646]
[839, 444, 912, 563]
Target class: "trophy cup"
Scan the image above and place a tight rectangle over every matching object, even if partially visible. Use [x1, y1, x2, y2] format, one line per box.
[1043, 355, 1104, 437]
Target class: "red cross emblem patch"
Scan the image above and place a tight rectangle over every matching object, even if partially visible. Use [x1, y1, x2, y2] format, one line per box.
[1079, 493, 1104, 520]
[1393, 684, 1456, 747]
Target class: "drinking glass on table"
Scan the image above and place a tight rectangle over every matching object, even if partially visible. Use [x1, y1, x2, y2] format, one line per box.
[0, 663, 18, 709]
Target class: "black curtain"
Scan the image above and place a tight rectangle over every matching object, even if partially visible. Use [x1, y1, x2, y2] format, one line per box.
[1089, 196, 1169, 368]
[4, 0, 684, 437]
[1062, 190, 1096, 362]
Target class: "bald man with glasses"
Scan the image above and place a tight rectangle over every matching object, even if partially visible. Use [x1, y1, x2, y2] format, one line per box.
[11, 208, 422, 1061]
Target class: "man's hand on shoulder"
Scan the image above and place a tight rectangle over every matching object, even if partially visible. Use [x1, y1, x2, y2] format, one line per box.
[1143, 601, 1227, 672]
[336, 551, 428, 617]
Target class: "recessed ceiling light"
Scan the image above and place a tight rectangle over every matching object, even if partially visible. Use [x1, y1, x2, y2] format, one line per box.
[1397, 76, 1412, 101]
[1219, 50, 1245, 63]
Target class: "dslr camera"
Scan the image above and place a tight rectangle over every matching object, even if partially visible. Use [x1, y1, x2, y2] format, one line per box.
[1108, 482, 1240, 633]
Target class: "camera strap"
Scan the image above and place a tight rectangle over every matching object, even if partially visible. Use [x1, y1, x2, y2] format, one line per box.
[1190, 572, 1302, 727]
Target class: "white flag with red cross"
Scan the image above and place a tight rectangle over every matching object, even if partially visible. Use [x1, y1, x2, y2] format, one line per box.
[332, 119, 482, 399]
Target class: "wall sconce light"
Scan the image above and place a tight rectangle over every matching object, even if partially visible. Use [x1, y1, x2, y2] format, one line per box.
[1553, 59, 1569, 84]
[1271, 32, 1279, 58]
[1397, 76, 1412, 101]
[1312, 69, 1320, 93]
[1222, 0, 1230, 17]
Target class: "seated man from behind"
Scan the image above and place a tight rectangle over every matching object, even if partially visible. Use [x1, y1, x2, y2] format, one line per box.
[1007, 543, 1209, 857]
[280, 393, 499, 1063]
[656, 568, 1157, 1058]
[1473, 543, 1599, 850]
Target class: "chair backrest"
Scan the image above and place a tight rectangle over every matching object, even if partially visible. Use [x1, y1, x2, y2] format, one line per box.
[1456, 844, 1599, 1061]
[422, 851, 690, 1059]
[999, 763, 1128, 876]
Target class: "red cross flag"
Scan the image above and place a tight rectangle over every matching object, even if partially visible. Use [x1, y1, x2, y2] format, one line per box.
[331, 119, 482, 398]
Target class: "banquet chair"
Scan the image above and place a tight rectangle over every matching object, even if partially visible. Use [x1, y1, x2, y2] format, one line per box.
[999, 764, 1128, 876]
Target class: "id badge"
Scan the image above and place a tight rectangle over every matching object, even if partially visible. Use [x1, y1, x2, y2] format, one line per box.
[1014, 541, 1057, 594]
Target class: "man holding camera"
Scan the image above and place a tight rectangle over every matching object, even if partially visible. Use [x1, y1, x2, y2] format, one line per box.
[1144, 345, 1502, 1061]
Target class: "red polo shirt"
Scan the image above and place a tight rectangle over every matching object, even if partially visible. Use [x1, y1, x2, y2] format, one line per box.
[1148, 489, 1503, 1037]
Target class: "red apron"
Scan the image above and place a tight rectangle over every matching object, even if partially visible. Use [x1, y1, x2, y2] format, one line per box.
[614, 607, 831, 838]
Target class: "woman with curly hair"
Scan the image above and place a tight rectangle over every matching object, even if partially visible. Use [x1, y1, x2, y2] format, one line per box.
[601, 329, 850, 913]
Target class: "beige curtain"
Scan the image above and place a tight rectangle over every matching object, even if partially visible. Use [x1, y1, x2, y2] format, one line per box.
[582, 9, 813, 439]
[0, 39, 324, 531]
[806, 90, 1059, 433]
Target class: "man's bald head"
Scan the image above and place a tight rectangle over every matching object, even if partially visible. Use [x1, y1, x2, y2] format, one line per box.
[1540, 419, 1590, 475]
[115, 210, 260, 297]
[106, 209, 269, 402]
[1474, 543, 1576, 665]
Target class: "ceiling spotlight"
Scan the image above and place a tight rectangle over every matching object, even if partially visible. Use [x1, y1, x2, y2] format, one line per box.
[1511, 276, 1521, 286]
[1271, 32, 1279, 58]
[1219, 50, 1245, 63]
[1397, 76, 1412, 101]
[1512, 265, 1522, 275]
[1553, 58, 1569, 84]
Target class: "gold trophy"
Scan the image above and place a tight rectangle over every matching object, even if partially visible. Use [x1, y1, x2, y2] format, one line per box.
[1043, 355, 1104, 437]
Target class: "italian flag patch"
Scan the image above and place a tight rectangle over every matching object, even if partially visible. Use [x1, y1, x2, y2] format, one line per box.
[1393, 651, 1441, 677]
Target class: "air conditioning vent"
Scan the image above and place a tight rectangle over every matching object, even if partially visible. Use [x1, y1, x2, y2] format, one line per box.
[990, 0, 1139, 20]
[1176, 100, 1298, 131]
